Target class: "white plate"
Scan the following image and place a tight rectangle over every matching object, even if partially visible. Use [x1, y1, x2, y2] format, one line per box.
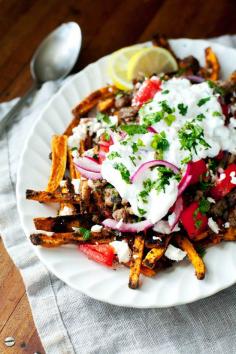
[17, 39, 236, 308]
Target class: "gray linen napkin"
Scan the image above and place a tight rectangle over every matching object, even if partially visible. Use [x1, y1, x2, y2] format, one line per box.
[1, 36, 236, 354]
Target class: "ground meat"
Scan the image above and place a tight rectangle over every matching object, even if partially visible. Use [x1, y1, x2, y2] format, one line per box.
[104, 187, 121, 207]
[229, 208, 236, 227]
[210, 198, 228, 219]
[112, 208, 128, 221]
[118, 106, 139, 122]
[115, 94, 132, 109]
[179, 56, 200, 75]
[227, 188, 236, 207]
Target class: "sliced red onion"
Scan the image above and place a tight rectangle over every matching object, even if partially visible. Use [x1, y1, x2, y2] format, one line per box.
[84, 156, 99, 163]
[185, 75, 205, 83]
[74, 157, 101, 173]
[169, 196, 183, 231]
[131, 160, 179, 183]
[102, 218, 153, 233]
[147, 126, 157, 133]
[178, 163, 192, 196]
[74, 164, 102, 180]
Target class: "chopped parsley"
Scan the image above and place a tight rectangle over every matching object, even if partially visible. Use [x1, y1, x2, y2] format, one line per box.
[138, 207, 146, 216]
[199, 180, 213, 191]
[131, 142, 138, 153]
[155, 166, 180, 192]
[73, 227, 91, 240]
[103, 132, 111, 141]
[212, 111, 221, 117]
[181, 155, 192, 165]
[71, 147, 78, 151]
[195, 219, 202, 229]
[178, 121, 211, 154]
[114, 163, 130, 183]
[159, 100, 174, 114]
[151, 132, 169, 158]
[120, 124, 147, 135]
[207, 80, 225, 96]
[96, 112, 111, 124]
[137, 138, 145, 147]
[107, 152, 121, 160]
[197, 97, 210, 107]
[139, 190, 149, 203]
[161, 89, 169, 95]
[115, 91, 124, 99]
[196, 113, 206, 121]
[142, 111, 164, 127]
[138, 178, 154, 203]
[195, 245, 207, 258]
[177, 103, 188, 116]
[164, 114, 176, 126]
[129, 155, 136, 166]
[199, 198, 211, 214]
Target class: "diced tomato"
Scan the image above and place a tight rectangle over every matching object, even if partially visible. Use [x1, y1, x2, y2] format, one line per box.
[189, 160, 207, 185]
[132, 77, 161, 107]
[180, 201, 208, 239]
[79, 244, 115, 266]
[211, 163, 236, 200]
[98, 133, 114, 163]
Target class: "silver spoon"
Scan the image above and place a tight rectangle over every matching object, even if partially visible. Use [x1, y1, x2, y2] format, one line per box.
[0, 22, 82, 134]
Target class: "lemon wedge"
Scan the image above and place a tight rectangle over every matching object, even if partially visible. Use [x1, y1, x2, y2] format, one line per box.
[108, 45, 145, 90]
[127, 47, 178, 81]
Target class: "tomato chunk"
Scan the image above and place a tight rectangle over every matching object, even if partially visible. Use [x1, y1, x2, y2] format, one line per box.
[189, 160, 207, 185]
[79, 244, 115, 266]
[98, 133, 114, 163]
[180, 202, 208, 239]
[211, 163, 236, 200]
[132, 77, 161, 107]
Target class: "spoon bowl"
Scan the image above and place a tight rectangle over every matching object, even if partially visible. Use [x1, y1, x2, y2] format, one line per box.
[31, 22, 82, 83]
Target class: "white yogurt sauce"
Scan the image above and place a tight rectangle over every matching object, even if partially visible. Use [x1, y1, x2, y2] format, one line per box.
[101, 78, 236, 224]
[110, 240, 131, 263]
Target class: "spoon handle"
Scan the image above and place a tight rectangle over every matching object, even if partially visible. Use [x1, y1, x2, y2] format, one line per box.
[0, 84, 37, 136]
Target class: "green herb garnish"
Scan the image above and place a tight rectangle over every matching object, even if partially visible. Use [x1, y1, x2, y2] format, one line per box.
[177, 103, 188, 116]
[114, 163, 130, 183]
[73, 227, 91, 240]
[142, 111, 164, 127]
[196, 113, 206, 121]
[129, 155, 136, 166]
[164, 114, 176, 126]
[138, 207, 146, 216]
[212, 111, 221, 117]
[155, 166, 180, 192]
[96, 112, 111, 124]
[178, 121, 211, 154]
[199, 198, 211, 214]
[207, 80, 225, 96]
[159, 100, 174, 114]
[71, 147, 78, 151]
[131, 142, 138, 153]
[181, 155, 192, 165]
[103, 132, 111, 141]
[108, 152, 121, 160]
[151, 131, 169, 157]
[195, 245, 207, 258]
[161, 89, 169, 95]
[195, 219, 202, 229]
[197, 97, 210, 107]
[120, 124, 147, 135]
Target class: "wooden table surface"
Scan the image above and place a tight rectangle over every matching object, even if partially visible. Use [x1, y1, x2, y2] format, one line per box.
[0, 0, 236, 352]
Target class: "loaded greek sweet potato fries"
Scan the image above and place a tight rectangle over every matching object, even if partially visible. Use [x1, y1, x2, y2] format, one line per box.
[26, 36, 236, 289]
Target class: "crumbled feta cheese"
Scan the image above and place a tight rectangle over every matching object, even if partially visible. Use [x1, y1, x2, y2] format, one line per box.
[208, 217, 220, 234]
[152, 236, 162, 241]
[207, 197, 216, 204]
[165, 244, 187, 261]
[109, 240, 131, 263]
[35, 230, 54, 237]
[219, 173, 226, 181]
[59, 180, 67, 188]
[153, 220, 180, 234]
[224, 222, 230, 228]
[91, 224, 103, 233]
[230, 171, 236, 184]
[71, 179, 80, 194]
[59, 206, 73, 216]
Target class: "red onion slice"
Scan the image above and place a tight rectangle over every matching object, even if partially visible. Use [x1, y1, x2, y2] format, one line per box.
[75, 165, 102, 180]
[102, 218, 153, 233]
[74, 157, 101, 173]
[185, 75, 205, 83]
[169, 196, 183, 230]
[178, 163, 192, 196]
[147, 126, 157, 133]
[131, 160, 179, 183]
[84, 156, 99, 164]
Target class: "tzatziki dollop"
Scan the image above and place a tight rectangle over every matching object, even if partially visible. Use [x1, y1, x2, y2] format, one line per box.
[101, 78, 236, 224]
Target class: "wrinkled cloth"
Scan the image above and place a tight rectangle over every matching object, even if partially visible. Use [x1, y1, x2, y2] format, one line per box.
[1, 36, 236, 354]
